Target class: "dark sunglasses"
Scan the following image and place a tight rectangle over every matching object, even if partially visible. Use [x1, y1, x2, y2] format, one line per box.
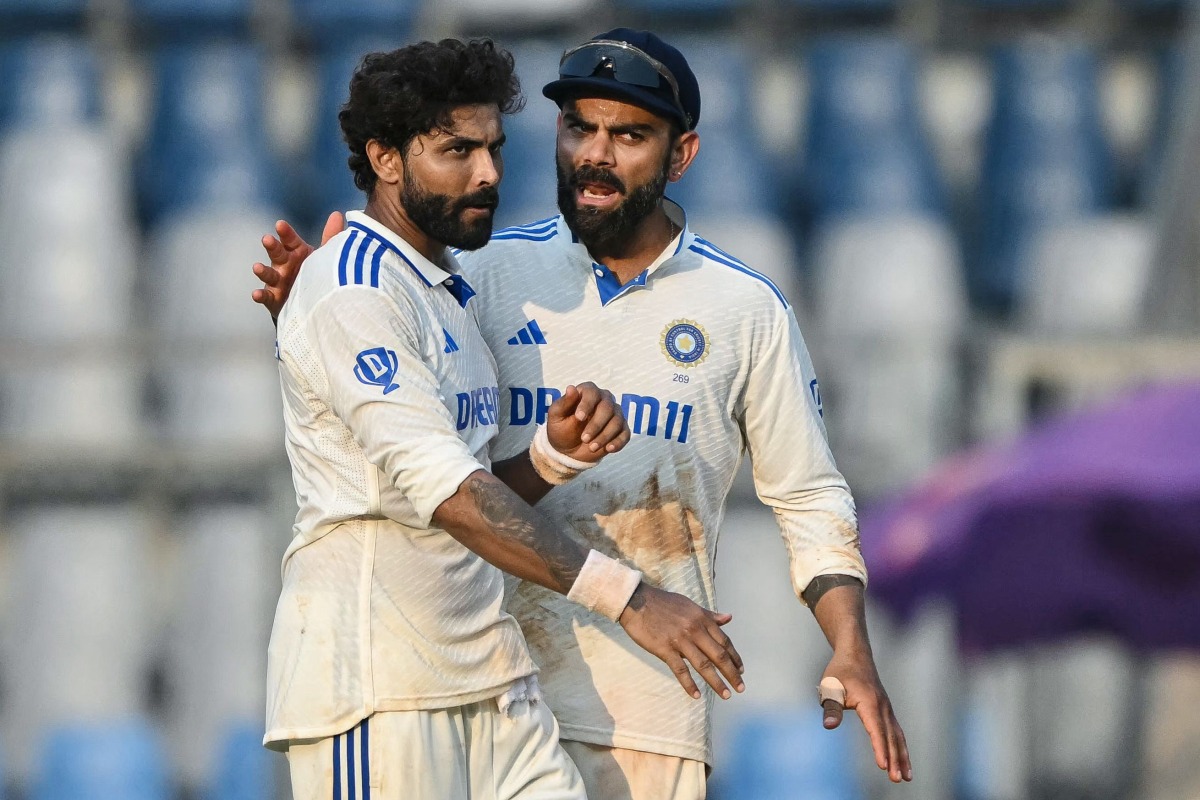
[558, 40, 692, 129]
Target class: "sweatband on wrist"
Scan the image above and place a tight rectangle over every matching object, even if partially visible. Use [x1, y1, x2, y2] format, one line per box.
[528, 423, 596, 485]
[567, 549, 643, 621]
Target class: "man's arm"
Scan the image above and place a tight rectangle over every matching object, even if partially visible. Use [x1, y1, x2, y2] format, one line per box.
[433, 469, 744, 700]
[740, 307, 911, 783]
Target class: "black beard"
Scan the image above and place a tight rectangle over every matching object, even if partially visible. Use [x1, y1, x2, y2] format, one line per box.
[556, 158, 670, 256]
[401, 169, 499, 251]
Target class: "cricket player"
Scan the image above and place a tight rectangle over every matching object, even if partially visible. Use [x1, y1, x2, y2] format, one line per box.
[265, 38, 745, 800]
[254, 30, 911, 798]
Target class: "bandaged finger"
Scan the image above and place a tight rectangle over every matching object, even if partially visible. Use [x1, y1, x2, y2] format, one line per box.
[818, 676, 846, 707]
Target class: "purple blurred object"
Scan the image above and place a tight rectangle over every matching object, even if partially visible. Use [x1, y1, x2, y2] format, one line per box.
[860, 381, 1200, 651]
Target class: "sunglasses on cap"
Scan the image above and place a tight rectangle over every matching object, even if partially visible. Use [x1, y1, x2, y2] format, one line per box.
[557, 39, 692, 129]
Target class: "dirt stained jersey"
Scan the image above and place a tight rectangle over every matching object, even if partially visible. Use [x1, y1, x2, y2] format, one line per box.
[458, 202, 866, 764]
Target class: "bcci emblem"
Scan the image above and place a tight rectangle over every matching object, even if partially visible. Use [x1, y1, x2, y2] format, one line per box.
[661, 320, 709, 368]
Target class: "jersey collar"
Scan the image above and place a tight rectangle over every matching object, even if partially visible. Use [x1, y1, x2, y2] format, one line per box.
[554, 198, 695, 306]
[344, 210, 476, 307]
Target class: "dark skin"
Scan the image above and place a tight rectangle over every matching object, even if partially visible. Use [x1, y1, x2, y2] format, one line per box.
[254, 98, 911, 783]
[266, 102, 746, 702]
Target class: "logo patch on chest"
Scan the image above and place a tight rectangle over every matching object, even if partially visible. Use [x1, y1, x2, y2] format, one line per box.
[661, 320, 709, 368]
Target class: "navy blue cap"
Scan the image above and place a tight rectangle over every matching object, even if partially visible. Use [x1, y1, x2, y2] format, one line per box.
[542, 28, 701, 130]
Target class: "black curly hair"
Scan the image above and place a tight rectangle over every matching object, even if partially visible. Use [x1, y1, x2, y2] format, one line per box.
[339, 39, 524, 194]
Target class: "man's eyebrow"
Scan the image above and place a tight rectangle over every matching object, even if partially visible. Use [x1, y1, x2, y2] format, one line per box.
[441, 135, 485, 148]
[609, 122, 656, 135]
[561, 111, 593, 126]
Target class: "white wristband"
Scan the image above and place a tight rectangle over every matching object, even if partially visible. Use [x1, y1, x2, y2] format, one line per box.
[528, 424, 596, 485]
[567, 549, 643, 621]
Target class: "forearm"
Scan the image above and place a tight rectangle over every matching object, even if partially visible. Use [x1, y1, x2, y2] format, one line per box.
[432, 468, 587, 595]
[491, 451, 554, 506]
[804, 576, 873, 658]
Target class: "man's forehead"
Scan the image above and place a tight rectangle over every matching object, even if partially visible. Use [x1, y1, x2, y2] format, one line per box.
[562, 97, 670, 128]
[426, 103, 504, 139]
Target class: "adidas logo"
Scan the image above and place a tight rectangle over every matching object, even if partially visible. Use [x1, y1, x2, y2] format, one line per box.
[443, 328, 459, 354]
[507, 319, 547, 346]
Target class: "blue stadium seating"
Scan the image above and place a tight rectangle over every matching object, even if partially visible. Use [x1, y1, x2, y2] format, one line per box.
[801, 36, 944, 223]
[975, 39, 1112, 313]
[127, 0, 253, 36]
[1140, 43, 1186, 203]
[204, 722, 276, 800]
[712, 709, 863, 800]
[784, 0, 896, 13]
[610, 0, 744, 13]
[31, 720, 171, 800]
[0, 0, 86, 32]
[138, 41, 276, 222]
[292, 0, 417, 47]
[0, 36, 101, 129]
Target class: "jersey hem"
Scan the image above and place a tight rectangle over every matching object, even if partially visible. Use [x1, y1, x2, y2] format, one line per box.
[263, 671, 538, 751]
[558, 722, 711, 766]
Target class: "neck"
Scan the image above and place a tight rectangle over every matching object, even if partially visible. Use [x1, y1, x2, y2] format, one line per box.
[365, 191, 445, 265]
[591, 206, 677, 285]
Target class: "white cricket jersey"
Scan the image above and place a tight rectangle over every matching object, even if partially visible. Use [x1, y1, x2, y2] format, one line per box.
[458, 202, 866, 765]
[266, 211, 535, 749]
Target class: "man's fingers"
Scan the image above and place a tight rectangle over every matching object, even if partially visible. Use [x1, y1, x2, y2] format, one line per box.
[320, 211, 346, 246]
[678, 641, 732, 700]
[666, 654, 703, 700]
[708, 623, 744, 674]
[885, 708, 911, 782]
[262, 235, 289, 266]
[572, 381, 602, 424]
[581, 402, 615, 448]
[253, 262, 282, 286]
[275, 219, 304, 250]
[605, 424, 631, 453]
[857, 699, 890, 772]
[547, 385, 581, 421]
[592, 415, 628, 453]
[822, 699, 844, 729]
[894, 717, 913, 781]
[695, 626, 745, 692]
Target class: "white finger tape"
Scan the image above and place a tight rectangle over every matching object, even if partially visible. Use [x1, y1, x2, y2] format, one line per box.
[817, 676, 846, 707]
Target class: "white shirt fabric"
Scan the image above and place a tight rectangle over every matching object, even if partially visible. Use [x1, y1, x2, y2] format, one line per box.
[458, 201, 866, 765]
[266, 211, 536, 749]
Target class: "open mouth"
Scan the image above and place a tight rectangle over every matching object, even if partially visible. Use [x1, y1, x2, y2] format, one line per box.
[577, 181, 621, 208]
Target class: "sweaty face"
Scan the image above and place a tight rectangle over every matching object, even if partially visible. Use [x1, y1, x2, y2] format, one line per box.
[400, 104, 505, 251]
[554, 98, 675, 254]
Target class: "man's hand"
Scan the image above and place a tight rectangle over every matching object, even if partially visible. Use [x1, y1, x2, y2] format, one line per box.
[819, 652, 911, 783]
[251, 212, 343, 318]
[546, 383, 629, 461]
[618, 583, 745, 701]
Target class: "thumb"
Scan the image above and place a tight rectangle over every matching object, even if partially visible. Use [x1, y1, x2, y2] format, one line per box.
[321, 211, 346, 246]
[547, 385, 580, 421]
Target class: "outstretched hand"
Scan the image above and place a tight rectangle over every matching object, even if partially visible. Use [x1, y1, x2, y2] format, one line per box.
[545, 383, 629, 463]
[819, 656, 912, 783]
[251, 212, 344, 319]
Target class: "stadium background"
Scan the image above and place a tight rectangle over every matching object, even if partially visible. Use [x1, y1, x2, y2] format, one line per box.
[1, 0, 1198, 797]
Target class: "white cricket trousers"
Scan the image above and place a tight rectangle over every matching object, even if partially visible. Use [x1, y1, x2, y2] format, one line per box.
[560, 741, 707, 800]
[285, 698, 586, 800]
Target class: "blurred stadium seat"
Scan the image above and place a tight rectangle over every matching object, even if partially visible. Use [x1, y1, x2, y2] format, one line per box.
[203, 722, 277, 800]
[801, 35, 944, 224]
[610, 0, 746, 14]
[0, 127, 137, 343]
[975, 38, 1112, 313]
[3, 505, 154, 781]
[443, 0, 600, 28]
[168, 506, 273, 792]
[1018, 214, 1154, 334]
[138, 41, 277, 223]
[713, 708, 862, 800]
[127, 0, 254, 36]
[292, 0, 417, 46]
[813, 214, 966, 496]
[0, 35, 101, 129]
[31, 720, 170, 800]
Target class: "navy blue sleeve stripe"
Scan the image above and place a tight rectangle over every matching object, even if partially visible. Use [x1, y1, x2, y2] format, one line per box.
[361, 719, 370, 800]
[688, 243, 789, 308]
[353, 239, 369, 285]
[369, 241, 384, 288]
[337, 232, 359, 286]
